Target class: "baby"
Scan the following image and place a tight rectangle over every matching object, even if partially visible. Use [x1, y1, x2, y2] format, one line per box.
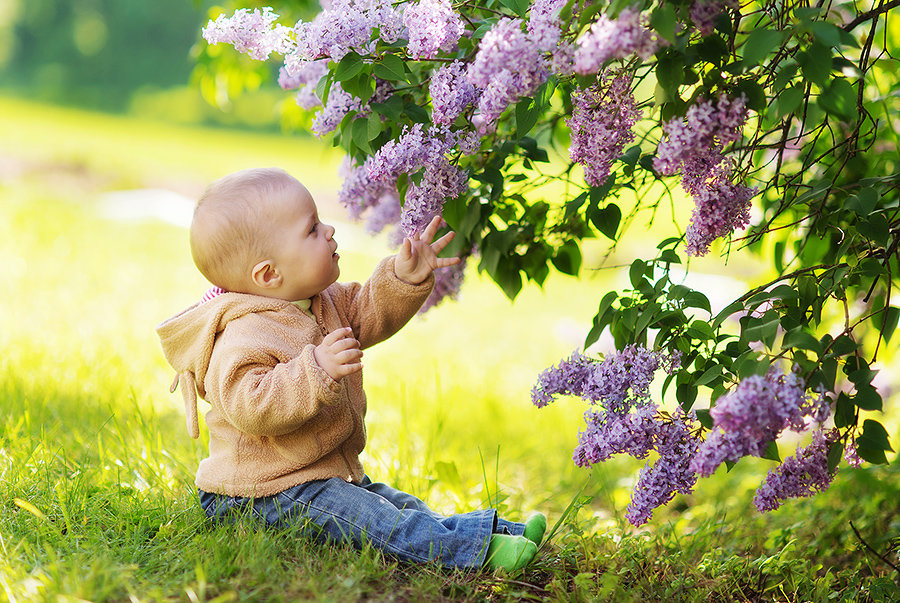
[157, 167, 545, 570]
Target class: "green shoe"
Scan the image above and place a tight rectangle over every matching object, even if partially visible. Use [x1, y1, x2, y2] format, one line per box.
[523, 512, 547, 546]
[484, 534, 537, 571]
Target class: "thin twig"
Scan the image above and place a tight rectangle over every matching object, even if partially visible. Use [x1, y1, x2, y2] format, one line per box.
[849, 521, 900, 574]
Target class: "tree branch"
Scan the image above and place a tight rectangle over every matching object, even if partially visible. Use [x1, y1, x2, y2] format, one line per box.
[843, 0, 900, 32]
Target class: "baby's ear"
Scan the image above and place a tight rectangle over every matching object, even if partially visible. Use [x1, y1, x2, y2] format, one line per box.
[251, 260, 282, 289]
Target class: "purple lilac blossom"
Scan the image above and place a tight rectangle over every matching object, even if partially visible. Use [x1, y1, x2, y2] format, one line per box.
[683, 166, 756, 256]
[567, 70, 640, 186]
[753, 428, 839, 511]
[290, 0, 403, 62]
[430, 61, 478, 125]
[654, 94, 754, 256]
[400, 159, 468, 236]
[311, 84, 361, 137]
[690, 0, 737, 37]
[202, 7, 293, 61]
[626, 412, 701, 526]
[419, 252, 469, 313]
[363, 190, 402, 236]
[573, 8, 659, 76]
[403, 0, 465, 59]
[573, 404, 659, 466]
[844, 436, 863, 468]
[365, 123, 445, 181]
[691, 369, 832, 476]
[527, 0, 568, 52]
[531, 345, 679, 411]
[338, 159, 397, 219]
[467, 18, 548, 134]
[279, 60, 329, 109]
[654, 94, 747, 179]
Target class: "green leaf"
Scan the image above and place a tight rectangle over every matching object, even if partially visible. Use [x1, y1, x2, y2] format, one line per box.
[741, 28, 784, 67]
[761, 440, 781, 462]
[403, 103, 430, 124]
[371, 93, 404, 121]
[372, 54, 407, 82]
[783, 329, 823, 355]
[818, 77, 857, 121]
[834, 392, 854, 428]
[736, 79, 766, 111]
[860, 419, 892, 450]
[845, 187, 879, 215]
[334, 51, 364, 82]
[515, 97, 541, 137]
[695, 364, 723, 387]
[656, 52, 684, 99]
[798, 44, 832, 86]
[591, 203, 621, 240]
[552, 240, 582, 275]
[853, 386, 883, 412]
[683, 290, 711, 313]
[776, 84, 804, 119]
[809, 21, 843, 48]
[857, 213, 890, 246]
[676, 382, 698, 409]
[827, 440, 843, 472]
[495, 256, 522, 300]
[629, 260, 646, 288]
[499, 0, 530, 17]
[650, 3, 677, 44]
[350, 117, 372, 153]
[879, 306, 900, 343]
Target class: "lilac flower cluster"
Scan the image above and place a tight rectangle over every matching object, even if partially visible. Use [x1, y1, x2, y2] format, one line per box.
[690, 0, 737, 37]
[311, 84, 361, 137]
[278, 60, 329, 110]
[683, 165, 755, 256]
[531, 345, 678, 411]
[338, 159, 397, 220]
[626, 411, 701, 525]
[534, 346, 696, 526]
[419, 252, 470, 313]
[467, 18, 549, 134]
[291, 0, 403, 62]
[655, 94, 756, 256]
[572, 8, 660, 76]
[567, 70, 641, 186]
[404, 0, 465, 59]
[573, 404, 659, 466]
[753, 428, 839, 511]
[430, 61, 478, 126]
[690, 369, 831, 476]
[527, 0, 568, 52]
[655, 94, 747, 179]
[202, 7, 293, 60]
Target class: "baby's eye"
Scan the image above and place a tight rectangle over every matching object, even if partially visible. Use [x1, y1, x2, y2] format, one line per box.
[310, 222, 318, 234]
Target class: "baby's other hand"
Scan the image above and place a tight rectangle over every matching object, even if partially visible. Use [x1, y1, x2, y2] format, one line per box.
[314, 327, 362, 381]
[394, 215, 460, 285]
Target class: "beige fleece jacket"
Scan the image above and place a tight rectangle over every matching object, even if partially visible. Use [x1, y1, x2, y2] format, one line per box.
[156, 257, 434, 497]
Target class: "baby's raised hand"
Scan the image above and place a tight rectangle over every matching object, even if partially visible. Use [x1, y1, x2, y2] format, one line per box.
[394, 215, 460, 285]
[314, 327, 362, 381]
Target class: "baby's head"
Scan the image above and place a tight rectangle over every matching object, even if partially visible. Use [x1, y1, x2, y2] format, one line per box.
[190, 167, 340, 300]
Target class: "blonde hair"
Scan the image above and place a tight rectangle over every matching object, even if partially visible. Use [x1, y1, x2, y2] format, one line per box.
[190, 167, 300, 289]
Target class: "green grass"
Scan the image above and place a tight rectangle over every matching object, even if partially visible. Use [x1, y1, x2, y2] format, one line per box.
[1, 98, 898, 601]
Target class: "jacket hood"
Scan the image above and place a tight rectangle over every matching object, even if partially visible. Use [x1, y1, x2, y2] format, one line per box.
[156, 292, 293, 438]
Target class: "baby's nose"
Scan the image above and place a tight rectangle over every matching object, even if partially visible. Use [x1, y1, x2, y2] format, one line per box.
[325, 223, 336, 238]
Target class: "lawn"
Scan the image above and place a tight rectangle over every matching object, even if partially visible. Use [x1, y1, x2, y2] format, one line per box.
[1, 97, 897, 602]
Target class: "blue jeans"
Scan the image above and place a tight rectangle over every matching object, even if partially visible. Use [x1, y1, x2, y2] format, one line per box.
[198, 476, 525, 568]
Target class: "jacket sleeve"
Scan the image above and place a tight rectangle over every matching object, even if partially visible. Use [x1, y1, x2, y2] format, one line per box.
[206, 337, 344, 437]
[335, 256, 435, 350]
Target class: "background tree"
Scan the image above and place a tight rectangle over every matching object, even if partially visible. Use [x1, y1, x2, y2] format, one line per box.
[195, 0, 898, 525]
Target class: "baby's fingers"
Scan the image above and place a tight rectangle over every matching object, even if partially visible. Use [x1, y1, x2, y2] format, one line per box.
[331, 361, 363, 379]
[335, 347, 364, 365]
[322, 327, 354, 346]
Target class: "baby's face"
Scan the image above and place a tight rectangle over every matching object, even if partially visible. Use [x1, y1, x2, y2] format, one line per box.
[265, 183, 340, 301]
